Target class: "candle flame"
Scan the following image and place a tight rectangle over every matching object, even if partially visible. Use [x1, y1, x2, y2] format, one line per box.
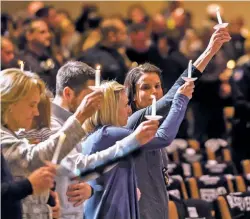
[96, 65, 101, 70]
[18, 60, 24, 71]
[18, 60, 24, 66]
[216, 7, 220, 12]
[227, 60, 236, 69]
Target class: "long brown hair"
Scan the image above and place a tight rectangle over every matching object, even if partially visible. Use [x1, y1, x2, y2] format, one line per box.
[124, 63, 162, 112]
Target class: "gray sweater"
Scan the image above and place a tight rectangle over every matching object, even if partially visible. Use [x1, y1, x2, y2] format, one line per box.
[1, 116, 86, 218]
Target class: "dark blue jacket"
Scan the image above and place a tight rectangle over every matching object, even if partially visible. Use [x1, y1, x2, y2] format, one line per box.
[1, 153, 33, 219]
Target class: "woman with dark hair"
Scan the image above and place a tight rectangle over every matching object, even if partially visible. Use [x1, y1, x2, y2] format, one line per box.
[124, 27, 231, 219]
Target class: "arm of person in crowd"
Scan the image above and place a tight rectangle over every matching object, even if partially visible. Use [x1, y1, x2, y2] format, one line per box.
[58, 120, 159, 180]
[1, 91, 103, 172]
[1, 164, 56, 204]
[142, 83, 193, 150]
[126, 28, 231, 130]
[57, 131, 143, 207]
[55, 120, 157, 206]
[86, 83, 191, 154]
[1, 179, 33, 203]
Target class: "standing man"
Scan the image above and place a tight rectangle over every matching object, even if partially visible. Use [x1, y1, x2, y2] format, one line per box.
[21, 18, 60, 93]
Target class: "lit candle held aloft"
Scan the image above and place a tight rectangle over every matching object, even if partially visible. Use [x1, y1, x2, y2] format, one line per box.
[18, 60, 24, 71]
[188, 60, 192, 78]
[151, 95, 156, 116]
[95, 65, 101, 87]
[216, 7, 223, 24]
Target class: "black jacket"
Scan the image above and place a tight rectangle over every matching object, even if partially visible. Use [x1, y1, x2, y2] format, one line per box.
[1, 153, 33, 219]
[19, 48, 60, 93]
[78, 43, 128, 84]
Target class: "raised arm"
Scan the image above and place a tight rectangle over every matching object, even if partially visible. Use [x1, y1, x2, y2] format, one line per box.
[60, 120, 159, 180]
[1, 116, 86, 173]
[142, 93, 189, 150]
[126, 28, 231, 130]
[58, 132, 141, 180]
[1, 91, 103, 173]
[109, 85, 191, 151]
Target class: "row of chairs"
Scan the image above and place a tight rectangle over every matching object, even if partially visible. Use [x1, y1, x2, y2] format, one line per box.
[216, 191, 250, 219]
[165, 138, 250, 218]
[166, 139, 232, 165]
[169, 191, 250, 219]
[168, 174, 250, 201]
[167, 160, 237, 178]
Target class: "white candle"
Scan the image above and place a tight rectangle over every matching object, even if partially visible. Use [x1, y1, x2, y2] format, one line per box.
[18, 60, 24, 71]
[216, 7, 223, 24]
[151, 95, 156, 116]
[52, 132, 66, 164]
[188, 60, 192, 78]
[95, 65, 101, 87]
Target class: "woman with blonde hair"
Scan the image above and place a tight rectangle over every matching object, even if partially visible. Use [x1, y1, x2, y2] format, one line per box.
[82, 80, 193, 219]
[0, 68, 103, 218]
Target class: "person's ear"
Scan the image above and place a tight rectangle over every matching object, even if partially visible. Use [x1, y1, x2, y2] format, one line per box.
[63, 87, 75, 101]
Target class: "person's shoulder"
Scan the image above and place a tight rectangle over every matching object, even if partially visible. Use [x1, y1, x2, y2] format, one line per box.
[78, 45, 100, 57]
[50, 116, 63, 132]
[83, 126, 131, 153]
[0, 125, 19, 144]
[0, 125, 13, 136]
[102, 125, 131, 138]
[86, 125, 130, 140]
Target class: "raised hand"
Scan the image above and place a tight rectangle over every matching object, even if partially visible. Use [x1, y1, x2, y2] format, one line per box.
[177, 81, 195, 99]
[206, 27, 231, 56]
[74, 90, 103, 124]
[134, 120, 159, 145]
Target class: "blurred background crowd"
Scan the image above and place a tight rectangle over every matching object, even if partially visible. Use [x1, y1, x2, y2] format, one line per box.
[1, 0, 250, 154]
[1, 1, 250, 219]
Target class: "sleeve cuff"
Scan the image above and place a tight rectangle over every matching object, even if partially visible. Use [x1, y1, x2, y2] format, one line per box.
[192, 65, 202, 77]
[19, 178, 33, 196]
[90, 185, 94, 198]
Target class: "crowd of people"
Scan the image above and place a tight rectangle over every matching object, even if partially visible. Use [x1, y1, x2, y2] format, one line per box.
[1, 1, 250, 219]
